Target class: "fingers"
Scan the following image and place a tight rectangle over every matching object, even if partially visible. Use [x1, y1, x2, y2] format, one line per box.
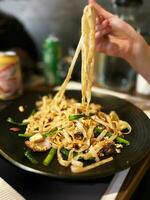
[96, 16, 104, 24]
[96, 26, 111, 39]
[95, 18, 112, 53]
[95, 18, 112, 39]
[97, 19, 110, 30]
[91, 2, 113, 19]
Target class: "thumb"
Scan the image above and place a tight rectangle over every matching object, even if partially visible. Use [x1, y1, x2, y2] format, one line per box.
[91, 2, 113, 18]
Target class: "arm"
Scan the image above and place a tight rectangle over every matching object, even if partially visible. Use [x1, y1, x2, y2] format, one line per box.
[127, 38, 150, 83]
[89, 1, 150, 83]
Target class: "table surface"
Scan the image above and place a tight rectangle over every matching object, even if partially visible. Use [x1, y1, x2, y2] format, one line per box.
[0, 156, 111, 200]
[0, 83, 149, 200]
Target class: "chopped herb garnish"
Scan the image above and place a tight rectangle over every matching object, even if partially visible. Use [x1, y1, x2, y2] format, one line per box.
[106, 132, 112, 137]
[30, 109, 37, 116]
[94, 126, 105, 137]
[43, 127, 58, 138]
[68, 113, 94, 121]
[69, 114, 86, 121]
[60, 147, 69, 159]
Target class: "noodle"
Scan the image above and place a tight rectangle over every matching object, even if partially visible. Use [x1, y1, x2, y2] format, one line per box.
[81, 5, 96, 113]
[21, 5, 132, 173]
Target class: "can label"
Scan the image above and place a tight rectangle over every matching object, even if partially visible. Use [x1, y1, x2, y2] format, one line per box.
[0, 52, 22, 100]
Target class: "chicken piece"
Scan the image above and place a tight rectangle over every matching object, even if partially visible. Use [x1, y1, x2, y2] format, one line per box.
[29, 133, 44, 143]
[25, 138, 51, 152]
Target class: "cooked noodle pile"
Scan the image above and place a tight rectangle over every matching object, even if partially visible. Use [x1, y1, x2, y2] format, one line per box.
[23, 5, 132, 173]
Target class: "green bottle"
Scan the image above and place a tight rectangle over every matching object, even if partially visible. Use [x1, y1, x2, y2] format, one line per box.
[43, 35, 62, 85]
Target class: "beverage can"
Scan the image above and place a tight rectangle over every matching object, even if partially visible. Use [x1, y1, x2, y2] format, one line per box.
[0, 51, 23, 100]
[43, 35, 62, 85]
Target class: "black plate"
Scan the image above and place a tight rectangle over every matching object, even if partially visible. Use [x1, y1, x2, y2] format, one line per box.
[0, 90, 150, 180]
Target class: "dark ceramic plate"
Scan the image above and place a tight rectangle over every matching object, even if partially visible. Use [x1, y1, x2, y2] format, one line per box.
[0, 90, 150, 180]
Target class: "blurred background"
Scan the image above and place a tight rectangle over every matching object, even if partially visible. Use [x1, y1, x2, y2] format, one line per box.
[0, 1, 149, 199]
[0, 0, 150, 93]
[1, 0, 150, 55]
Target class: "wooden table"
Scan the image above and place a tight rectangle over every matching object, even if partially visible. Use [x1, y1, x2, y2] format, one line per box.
[116, 153, 150, 200]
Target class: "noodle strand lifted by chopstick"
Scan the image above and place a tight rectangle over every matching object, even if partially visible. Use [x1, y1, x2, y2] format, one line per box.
[52, 37, 82, 104]
[81, 5, 96, 113]
[52, 5, 96, 113]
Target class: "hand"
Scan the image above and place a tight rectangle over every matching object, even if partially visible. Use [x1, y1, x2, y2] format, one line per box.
[90, 2, 148, 62]
[88, 1, 150, 83]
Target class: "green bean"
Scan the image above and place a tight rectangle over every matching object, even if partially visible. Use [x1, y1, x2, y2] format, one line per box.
[24, 150, 38, 164]
[43, 148, 56, 166]
[18, 133, 33, 138]
[116, 136, 130, 146]
[106, 132, 130, 146]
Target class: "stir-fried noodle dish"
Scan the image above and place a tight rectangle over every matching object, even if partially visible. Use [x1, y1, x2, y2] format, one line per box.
[8, 5, 132, 173]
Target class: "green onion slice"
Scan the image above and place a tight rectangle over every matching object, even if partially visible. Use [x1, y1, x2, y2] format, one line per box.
[43, 127, 58, 138]
[68, 114, 86, 121]
[7, 117, 27, 126]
